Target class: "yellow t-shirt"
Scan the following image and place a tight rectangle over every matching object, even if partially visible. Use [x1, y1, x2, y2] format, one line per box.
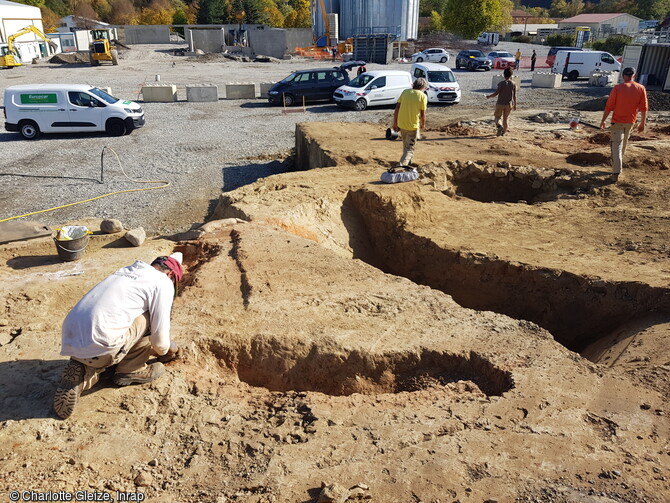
[397, 89, 427, 131]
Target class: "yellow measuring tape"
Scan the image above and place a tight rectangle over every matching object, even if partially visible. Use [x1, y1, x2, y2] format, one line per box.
[0, 146, 170, 223]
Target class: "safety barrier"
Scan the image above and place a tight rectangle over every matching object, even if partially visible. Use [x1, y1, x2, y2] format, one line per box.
[141, 85, 177, 102]
[532, 72, 562, 88]
[186, 85, 219, 102]
[225, 83, 256, 100]
[491, 74, 521, 90]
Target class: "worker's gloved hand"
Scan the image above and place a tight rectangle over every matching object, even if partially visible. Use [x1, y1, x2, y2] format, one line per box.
[158, 341, 181, 363]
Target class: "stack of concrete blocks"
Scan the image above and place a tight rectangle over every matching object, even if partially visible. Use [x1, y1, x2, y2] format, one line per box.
[491, 74, 521, 90]
[589, 70, 618, 87]
[532, 72, 562, 88]
[225, 83, 256, 100]
[142, 85, 178, 102]
[186, 85, 219, 102]
[259, 82, 275, 99]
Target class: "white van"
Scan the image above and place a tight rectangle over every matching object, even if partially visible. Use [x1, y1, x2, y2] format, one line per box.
[3, 84, 145, 139]
[552, 50, 621, 80]
[333, 70, 412, 111]
[410, 62, 461, 104]
[478, 32, 500, 46]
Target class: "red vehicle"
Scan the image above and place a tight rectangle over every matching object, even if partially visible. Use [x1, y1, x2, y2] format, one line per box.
[546, 46, 583, 68]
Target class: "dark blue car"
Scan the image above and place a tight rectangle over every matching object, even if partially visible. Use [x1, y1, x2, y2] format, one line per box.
[455, 50, 492, 71]
[267, 61, 366, 106]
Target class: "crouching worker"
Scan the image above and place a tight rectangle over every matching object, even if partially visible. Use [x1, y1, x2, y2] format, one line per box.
[53, 253, 184, 419]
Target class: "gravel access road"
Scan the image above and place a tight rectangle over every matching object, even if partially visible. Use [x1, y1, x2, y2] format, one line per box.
[0, 41, 612, 235]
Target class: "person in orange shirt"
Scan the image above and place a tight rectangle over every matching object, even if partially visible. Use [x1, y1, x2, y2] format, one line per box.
[600, 67, 648, 181]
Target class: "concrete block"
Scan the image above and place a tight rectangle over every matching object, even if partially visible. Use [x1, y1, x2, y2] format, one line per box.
[260, 82, 275, 98]
[491, 74, 521, 90]
[98, 87, 112, 96]
[532, 72, 562, 88]
[141, 85, 177, 102]
[225, 83, 256, 100]
[186, 85, 219, 102]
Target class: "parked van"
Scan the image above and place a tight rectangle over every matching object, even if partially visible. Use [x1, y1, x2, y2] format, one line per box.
[552, 50, 621, 80]
[477, 32, 500, 46]
[3, 84, 145, 139]
[333, 70, 412, 111]
[410, 62, 461, 104]
[545, 46, 582, 67]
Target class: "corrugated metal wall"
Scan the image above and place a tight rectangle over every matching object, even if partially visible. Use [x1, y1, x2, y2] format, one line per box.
[639, 44, 670, 89]
[312, 0, 418, 42]
[340, 0, 418, 41]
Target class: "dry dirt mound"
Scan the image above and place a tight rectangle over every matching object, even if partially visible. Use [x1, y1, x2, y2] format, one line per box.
[575, 90, 670, 112]
[49, 52, 90, 64]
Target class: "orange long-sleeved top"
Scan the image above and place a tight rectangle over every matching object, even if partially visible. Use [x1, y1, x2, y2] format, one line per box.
[605, 81, 648, 124]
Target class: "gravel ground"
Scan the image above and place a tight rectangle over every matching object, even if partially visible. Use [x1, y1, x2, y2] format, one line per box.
[0, 41, 643, 235]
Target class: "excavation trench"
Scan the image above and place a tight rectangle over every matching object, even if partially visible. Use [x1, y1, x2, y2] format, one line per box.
[203, 336, 513, 397]
[342, 188, 670, 354]
[176, 242, 514, 398]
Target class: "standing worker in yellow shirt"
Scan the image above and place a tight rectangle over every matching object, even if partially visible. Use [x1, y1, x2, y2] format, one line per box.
[600, 67, 648, 182]
[514, 49, 522, 70]
[392, 78, 428, 168]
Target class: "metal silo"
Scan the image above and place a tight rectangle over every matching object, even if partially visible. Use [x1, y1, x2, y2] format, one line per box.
[339, 0, 419, 41]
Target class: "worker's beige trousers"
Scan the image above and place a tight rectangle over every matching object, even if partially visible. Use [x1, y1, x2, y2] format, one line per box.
[494, 104, 512, 132]
[610, 122, 633, 174]
[399, 128, 420, 167]
[72, 312, 157, 391]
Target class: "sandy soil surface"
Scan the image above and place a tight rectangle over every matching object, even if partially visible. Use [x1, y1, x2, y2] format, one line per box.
[1, 47, 670, 503]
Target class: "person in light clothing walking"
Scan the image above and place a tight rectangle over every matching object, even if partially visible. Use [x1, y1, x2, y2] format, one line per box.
[392, 78, 428, 168]
[600, 67, 648, 181]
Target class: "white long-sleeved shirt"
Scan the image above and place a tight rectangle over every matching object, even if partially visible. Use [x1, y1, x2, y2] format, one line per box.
[61, 261, 174, 359]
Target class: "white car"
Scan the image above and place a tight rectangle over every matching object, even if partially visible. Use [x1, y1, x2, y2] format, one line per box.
[411, 48, 450, 63]
[411, 62, 461, 104]
[333, 70, 412, 111]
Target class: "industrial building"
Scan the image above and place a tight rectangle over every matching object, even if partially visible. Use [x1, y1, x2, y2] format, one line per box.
[558, 13, 641, 36]
[0, 0, 53, 63]
[312, 0, 419, 43]
[0, 0, 44, 43]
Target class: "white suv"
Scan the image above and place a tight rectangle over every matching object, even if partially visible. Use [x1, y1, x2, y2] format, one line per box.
[411, 48, 450, 63]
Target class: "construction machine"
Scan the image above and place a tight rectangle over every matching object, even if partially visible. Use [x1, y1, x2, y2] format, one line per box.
[0, 25, 57, 69]
[89, 29, 126, 66]
[295, 1, 351, 59]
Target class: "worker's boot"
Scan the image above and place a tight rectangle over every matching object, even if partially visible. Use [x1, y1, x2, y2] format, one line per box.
[53, 359, 86, 419]
[113, 362, 165, 387]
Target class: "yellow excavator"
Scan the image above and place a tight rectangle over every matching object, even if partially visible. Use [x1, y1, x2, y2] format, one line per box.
[0, 25, 57, 69]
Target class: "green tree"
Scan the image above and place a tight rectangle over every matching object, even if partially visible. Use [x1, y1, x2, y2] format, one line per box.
[44, 0, 69, 17]
[283, 0, 309, 27]
[428, 10, 443, 32]
[443, 0, 509, 39]
[546, 32, 575, 46]
[241, 0, 262, 22]
[420, 0, 448, 16]
[197, 0, 230, 23]
[631, 0, 670, 19]
[591, 34, 632, 55]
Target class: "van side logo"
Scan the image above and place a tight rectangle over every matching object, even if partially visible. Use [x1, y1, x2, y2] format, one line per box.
[20, 93, 58, 104]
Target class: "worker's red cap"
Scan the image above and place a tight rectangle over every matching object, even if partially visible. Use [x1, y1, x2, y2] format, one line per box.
[164, 252, 183, 282]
